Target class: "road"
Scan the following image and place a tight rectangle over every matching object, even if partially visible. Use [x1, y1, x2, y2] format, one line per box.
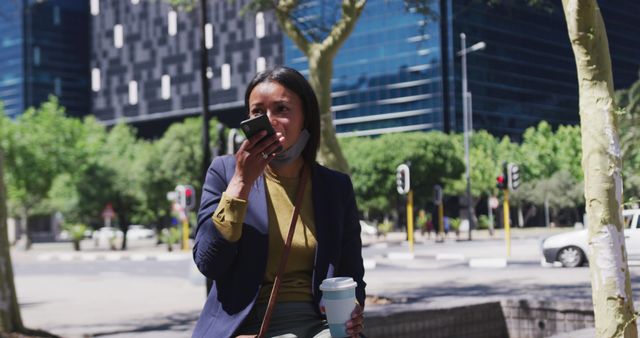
[10, 230, 635, 337]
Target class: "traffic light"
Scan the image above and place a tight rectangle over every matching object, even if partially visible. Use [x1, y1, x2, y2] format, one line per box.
[396, 163, 410, 195]
[175, 185, 197, 210]
[184, 185, 196, 210]
[433, 184, 443, 205]
[507, 163, 520, 191]
[496, 175, 506, 190]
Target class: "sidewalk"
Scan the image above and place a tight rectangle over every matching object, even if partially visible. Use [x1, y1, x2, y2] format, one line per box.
[11, 226, 588, 338]
[10, 238, 190, 262]
[370, 226, 571, 245]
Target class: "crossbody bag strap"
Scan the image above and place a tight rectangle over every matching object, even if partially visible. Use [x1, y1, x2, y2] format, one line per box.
[257, 164, 310, 338]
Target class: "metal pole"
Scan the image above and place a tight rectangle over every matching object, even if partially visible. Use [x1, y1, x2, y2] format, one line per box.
[504, 189, 511, 257]
[199, 0, 212, 182]
[545, 196, 550, 228]
[407, 190, 414, 253]
[461, 33, 474, 241]
[199, 0, 215, 297]
[488, 197, 494, 236]
[438, 203, 444, 242]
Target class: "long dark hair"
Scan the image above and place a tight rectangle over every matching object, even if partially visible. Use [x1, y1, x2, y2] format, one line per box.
[244, 66, 321, 164]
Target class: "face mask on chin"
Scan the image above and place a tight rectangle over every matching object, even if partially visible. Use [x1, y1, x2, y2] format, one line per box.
[269, 129, 310, 167]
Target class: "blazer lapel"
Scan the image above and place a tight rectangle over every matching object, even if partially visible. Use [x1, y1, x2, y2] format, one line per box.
[311, 164, 330, 292]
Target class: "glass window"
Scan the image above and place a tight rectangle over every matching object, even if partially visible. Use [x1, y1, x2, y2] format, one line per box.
[129, 80, 138, 105]
[54, 77, 61, 96]
[168, 11, 177, 36]
[91, 0, 99, 16]
[256, 57, 266, 73]
[53, 6, 60, 26]
[131, 0, 140, 4]
[161, 75, 171, 100]
[114, 24, 124, 48]
[256, 12, 265, 39]
[221, 64, 231, 90]
[33, 47, 40, 66]
[91, 68, 101, 92]
[205, 23, 213, 49]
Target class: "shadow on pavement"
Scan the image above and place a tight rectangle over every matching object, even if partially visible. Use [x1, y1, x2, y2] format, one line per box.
[88, 311, 199, 337]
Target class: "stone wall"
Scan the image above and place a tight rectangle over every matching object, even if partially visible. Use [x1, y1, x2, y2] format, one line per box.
[501, 299, 594, 338]
[363, 299, 594, 338]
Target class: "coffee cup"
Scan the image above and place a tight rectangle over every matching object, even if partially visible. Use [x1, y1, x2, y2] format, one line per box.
[320, 277, 358, 337]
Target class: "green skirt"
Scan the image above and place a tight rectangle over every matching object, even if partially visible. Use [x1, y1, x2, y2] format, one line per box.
[235, 302, 331, 338]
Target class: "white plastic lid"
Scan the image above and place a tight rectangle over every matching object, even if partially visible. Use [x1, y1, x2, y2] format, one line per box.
[319, 277, 357, 291]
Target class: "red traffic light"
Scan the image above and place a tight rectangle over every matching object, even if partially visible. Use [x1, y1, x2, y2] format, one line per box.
[185, 188, 193, 197]
[496, 175, 506, 189]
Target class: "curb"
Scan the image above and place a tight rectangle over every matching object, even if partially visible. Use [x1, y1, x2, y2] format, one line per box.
[36, 252, 191, 262]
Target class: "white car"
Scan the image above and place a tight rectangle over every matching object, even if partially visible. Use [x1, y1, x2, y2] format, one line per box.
[92, 226, 124, 248]
[126, 225, 155, 240]
[542, 209, 640, 267]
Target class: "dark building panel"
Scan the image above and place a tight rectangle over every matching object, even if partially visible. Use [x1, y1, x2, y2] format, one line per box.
[0, 0, 89, 118]
[284, 0, 640, 138]
[450, 0, 640, 139]
[91, 0, 283, 136]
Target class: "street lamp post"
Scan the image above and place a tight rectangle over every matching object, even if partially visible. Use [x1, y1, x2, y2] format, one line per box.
[457, 33, 485, 241]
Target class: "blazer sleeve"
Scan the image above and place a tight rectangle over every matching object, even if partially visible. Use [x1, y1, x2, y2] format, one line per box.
[337, 174, 367, 308]
[193, 156, 239, 280]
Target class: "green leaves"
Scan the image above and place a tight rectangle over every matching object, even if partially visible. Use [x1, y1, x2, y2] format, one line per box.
[2, 97, 221, 230]
[4, 97, 85, 213]
[341, 122, 587, 217]
[341, 132, 464, 216]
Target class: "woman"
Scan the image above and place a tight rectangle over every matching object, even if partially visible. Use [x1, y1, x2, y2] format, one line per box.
[192, 67, 366, 338]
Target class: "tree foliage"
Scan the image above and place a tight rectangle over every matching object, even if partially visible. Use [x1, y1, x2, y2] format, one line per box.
[341, 132, 464, 216]
[616, 76, 640, 200]
[10, 89, 640, 236]
[2, 97, 223, 250]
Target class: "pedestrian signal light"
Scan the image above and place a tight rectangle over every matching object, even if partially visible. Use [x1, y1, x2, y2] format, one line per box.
[396, 163, 410, 195]
[176, 184, 197, 210]
[184, 185, 196, 210]
[496, 175, 506, 190]
[508, 163, 520, 191]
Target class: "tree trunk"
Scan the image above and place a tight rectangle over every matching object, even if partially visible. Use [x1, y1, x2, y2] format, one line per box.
[273, 0, 365, 174]
[0, 148, 24, 334]
[118, 213, 128, 251]
[561, 0, 637, 336]
[307, 50, 350, 174]
[20, 208, 31, 250]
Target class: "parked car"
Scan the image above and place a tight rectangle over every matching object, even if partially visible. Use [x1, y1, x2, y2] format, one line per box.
[541, 209, 640, 267]
[92, 226, 124, 249]
[126, 225, 155, 240]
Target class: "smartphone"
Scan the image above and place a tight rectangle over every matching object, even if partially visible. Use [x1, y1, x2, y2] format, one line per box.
[239, 114, 283, 153]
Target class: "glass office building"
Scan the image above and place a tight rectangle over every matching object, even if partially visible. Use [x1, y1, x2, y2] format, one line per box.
[0, 0, 89, 119]
[0, 1, 25, 118]
[449, 0, 640, 137]
[285, 0, 443, 137]
[89, 0, 282, 135]
[284, 0, 640, 139]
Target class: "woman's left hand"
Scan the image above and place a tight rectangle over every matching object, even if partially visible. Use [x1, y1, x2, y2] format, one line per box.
[345, 302, 364, 337]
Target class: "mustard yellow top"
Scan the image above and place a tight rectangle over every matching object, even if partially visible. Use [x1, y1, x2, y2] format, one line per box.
[212, 166, 317, 303]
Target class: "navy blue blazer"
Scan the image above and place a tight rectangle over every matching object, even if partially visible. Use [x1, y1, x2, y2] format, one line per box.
[192, 155, 366, 338]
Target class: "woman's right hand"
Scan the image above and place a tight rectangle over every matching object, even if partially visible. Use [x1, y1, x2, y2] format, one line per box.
[226, 130, 283, 200]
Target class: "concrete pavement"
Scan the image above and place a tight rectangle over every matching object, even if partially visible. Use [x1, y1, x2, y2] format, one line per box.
[10, 227, 599, 337]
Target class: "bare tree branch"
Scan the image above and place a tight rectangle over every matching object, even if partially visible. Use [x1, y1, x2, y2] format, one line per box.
[274, 0, 311, 55]
[321, 0, 366, 56]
